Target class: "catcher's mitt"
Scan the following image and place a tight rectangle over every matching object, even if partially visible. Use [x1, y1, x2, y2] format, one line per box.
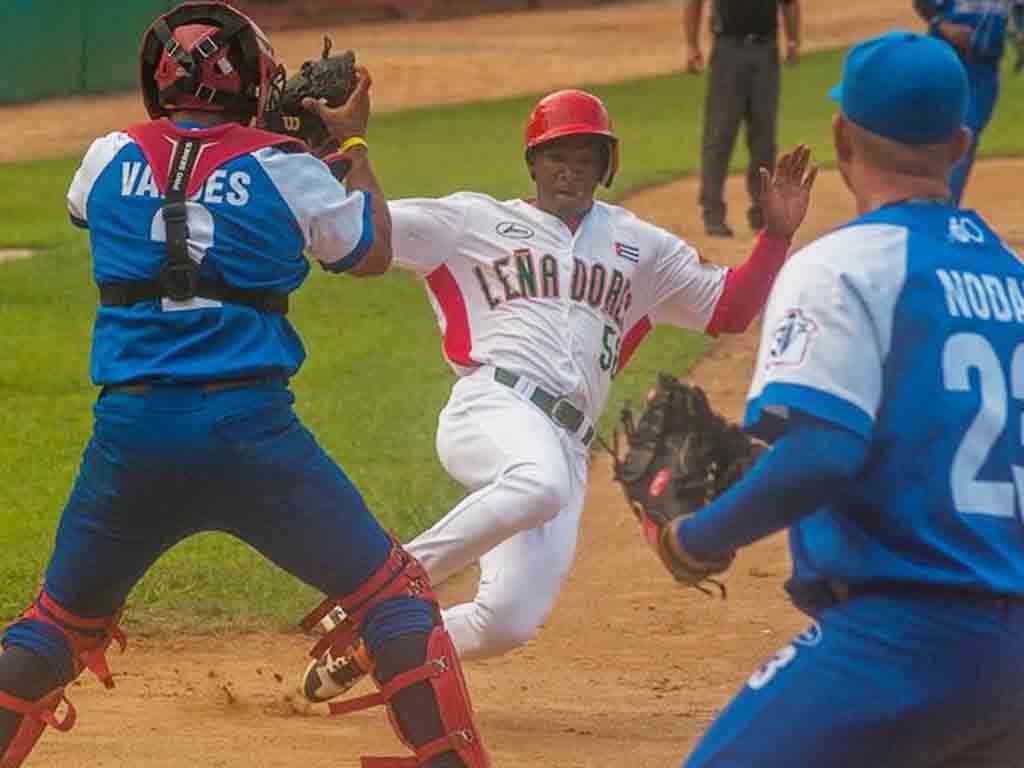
[603, 373, 764, 593]
[264, 36, 357, 165]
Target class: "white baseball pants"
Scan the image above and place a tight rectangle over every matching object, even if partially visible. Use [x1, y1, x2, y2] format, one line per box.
[405, 366, 589, 660]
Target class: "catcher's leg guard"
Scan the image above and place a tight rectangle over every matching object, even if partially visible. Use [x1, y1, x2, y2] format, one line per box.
[0, 688, 75, 768]
[332, 625, 489, 768]
[15, 592, 126, 690]
[0, 591, 126, 767]
[300, 544, 433, 702]
[300, 545, 489, 767]
[0, 644, 72, 768]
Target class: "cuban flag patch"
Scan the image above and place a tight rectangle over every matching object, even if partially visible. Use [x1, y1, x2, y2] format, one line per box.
[615, 242, 640, 263]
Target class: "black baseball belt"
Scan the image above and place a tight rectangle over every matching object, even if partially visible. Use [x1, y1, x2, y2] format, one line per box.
[493, 367, 595, 447]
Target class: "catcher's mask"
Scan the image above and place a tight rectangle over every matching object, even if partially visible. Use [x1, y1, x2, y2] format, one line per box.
[139, 1, 284, 125]
[525, 89, 619, 187]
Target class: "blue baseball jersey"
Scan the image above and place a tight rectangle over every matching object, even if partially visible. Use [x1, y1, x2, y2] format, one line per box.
[66, 125, 373, 385]
[926, 0, 1019, 69]
[745, 201, 1024, 598]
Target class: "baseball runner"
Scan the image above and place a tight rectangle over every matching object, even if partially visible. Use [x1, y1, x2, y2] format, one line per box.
[649, 31, 1024, 767]
[301, 88, 817, 702]
[0, 4, 488, 767]
[913, 0, 1024, 204]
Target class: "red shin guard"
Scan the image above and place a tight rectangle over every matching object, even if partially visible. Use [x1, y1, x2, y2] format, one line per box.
[0, 688, 75, 768]
[19, 592, 126, 690]
[330, 625, 490, 768]
[0, 592, 126, 766]
[301, 543, 437, 663]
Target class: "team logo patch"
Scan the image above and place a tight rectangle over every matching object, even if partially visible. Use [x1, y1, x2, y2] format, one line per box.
[614, 242, 640, 263]
[495, 222, 534, 240]
[767, 308, 818, 369]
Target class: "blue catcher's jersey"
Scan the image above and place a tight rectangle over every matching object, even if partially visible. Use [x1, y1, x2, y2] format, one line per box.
[67, 122, 373, 385]
[745, 201, 1024, 597]
[927, 0, 1017, 70]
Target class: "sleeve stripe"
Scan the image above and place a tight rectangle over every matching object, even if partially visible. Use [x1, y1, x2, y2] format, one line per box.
[322, 191, 375, 274]
[744, 382, 874, 442]
[69, 214, 88, 230]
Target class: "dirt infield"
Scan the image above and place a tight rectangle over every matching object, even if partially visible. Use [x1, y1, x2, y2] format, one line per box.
[8, 2, 1024, 766]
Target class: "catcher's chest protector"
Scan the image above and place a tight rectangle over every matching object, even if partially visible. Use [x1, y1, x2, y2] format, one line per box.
[125, 120, 305, 198]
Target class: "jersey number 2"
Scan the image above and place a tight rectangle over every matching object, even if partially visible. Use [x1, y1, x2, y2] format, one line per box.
[942, 333, 1024, 519]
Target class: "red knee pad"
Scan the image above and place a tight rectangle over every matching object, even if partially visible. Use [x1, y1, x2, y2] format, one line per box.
[19, 592, 127, 689]
[330, 625, 490, 768]
[301, 542, 437, 663]
[0, 688, 76, 768]
[0, 593, 125, 767]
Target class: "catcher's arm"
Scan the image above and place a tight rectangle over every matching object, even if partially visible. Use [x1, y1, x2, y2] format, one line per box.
[301, 67, 392, 277]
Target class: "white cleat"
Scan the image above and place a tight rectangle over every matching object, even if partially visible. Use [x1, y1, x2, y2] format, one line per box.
[301, 637, 373, 704]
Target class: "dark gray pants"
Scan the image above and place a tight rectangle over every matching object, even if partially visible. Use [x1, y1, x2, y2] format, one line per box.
[699, 38, 780, 225]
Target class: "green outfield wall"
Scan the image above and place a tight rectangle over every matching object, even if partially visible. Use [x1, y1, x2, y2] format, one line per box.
[1, 1, 180, 105]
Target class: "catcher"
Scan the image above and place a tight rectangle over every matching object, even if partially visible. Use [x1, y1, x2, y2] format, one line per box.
[608, 375, 763, 592]
[0, 3, 487, 768]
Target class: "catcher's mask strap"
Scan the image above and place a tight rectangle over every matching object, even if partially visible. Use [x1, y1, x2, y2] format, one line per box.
[147, 7, 260, 117]
[153, 19, 195, 73]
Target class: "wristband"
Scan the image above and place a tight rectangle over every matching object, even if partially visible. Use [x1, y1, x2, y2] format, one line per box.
[339, 136, 368, 154]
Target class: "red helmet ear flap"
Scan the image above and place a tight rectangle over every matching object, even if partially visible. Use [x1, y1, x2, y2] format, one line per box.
[524, 89, 620, 187]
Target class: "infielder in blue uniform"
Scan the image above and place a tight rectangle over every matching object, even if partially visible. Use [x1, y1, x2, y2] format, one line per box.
[0, 4, 488, 768]
[914, 0, 1024, 204]
[654, 31, 1024, 766]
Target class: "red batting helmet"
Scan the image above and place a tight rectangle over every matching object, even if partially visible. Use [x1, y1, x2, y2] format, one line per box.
[139, 1, 284, 124]
[525, 89, 620, 187]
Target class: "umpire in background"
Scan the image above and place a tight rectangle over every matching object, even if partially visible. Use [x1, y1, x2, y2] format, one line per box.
[684, 0, 802, 237]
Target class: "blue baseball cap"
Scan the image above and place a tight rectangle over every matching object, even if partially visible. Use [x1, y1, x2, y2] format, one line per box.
[829, 31, 968, 145]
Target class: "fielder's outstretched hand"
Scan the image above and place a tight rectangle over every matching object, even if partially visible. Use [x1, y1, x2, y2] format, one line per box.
[759, 144, 817, 240]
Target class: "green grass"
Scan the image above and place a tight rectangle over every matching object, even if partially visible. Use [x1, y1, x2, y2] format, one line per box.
[1, 44, 1021, 630]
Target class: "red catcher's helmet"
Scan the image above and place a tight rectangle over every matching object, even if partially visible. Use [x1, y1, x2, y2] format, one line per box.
[139, 1, 283, 124]
[525, 89, 620, 187]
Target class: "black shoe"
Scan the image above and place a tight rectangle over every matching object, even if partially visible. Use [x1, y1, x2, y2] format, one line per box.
[705, 221, 734, 238]
[747, 207, 764, 231]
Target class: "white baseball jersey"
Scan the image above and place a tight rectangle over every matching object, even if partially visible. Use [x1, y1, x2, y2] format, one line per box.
[390, 192, 727, 420]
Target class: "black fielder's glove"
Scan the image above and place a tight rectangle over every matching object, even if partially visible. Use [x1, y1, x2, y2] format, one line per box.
[600, 374, 764, 594]
[264, 36, 357, 169]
